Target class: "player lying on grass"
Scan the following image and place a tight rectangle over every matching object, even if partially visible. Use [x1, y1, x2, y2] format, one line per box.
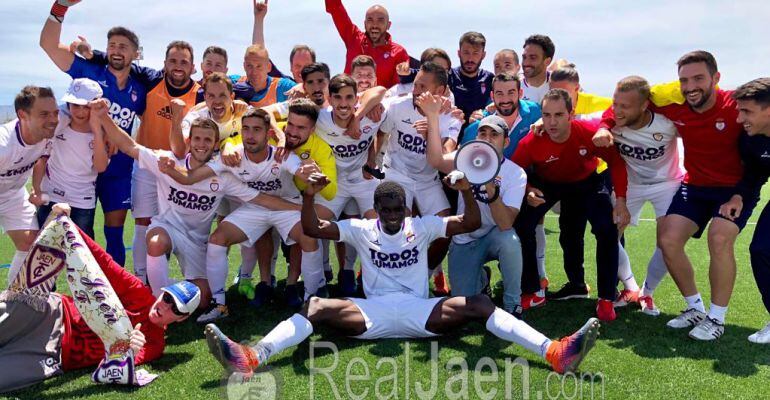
[204, 179, 601, 375]
[0, 203, 200, 393]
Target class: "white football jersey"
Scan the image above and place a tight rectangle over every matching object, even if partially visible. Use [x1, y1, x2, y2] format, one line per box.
[315, 107, 382, 177]
[611, 112, 683, 185]
[520, 72, 550, 104]
[138, 147, 259, 243]
[0, 120, 51, 194]
[379, 95, 461, 182]
[454, 158, 527, 244]
[208, 145, 302, 204]
[182, 103, 242, 144]
[337, 216, 448, 299]
[41, 115, 99, 209]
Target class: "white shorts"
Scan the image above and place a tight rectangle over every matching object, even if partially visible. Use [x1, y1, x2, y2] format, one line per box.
[131, 162, 158, 219]
[0, 187, 38, 233]
[383, 168, 449, 216]
[626, 180, 681, 225]
[350, 293, 444, 339]
[216, 197, 234, 218]
[316, 174, 379, 218]
[148, 220, 207, 280]
[224, 203, 300, 246]
[343, 199, 360, 216]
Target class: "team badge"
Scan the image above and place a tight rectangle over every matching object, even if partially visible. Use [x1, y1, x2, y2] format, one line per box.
[715, 118, 726, 131]
[300, 151, 310, 160]
[362, 126, 372, 135]
[270, 165, 280, 175]
[578, 147, 588, 156]
[384, 53, 390, 59]
[405, 231, 416, 243]
[210, 180, 220, 192]
[480, 82, 487, 94]
[653, 133, 664, 142]
[131, 91, 138, 103]
[89, 140, 95, 149]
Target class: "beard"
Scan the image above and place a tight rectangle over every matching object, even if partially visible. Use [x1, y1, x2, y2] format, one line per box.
[461, 61, 479, 75]
[108, 58, 127, 71]
[496, 101, 517, 117]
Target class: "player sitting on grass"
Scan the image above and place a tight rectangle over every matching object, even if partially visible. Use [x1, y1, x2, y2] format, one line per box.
[204, 179, 601, 375]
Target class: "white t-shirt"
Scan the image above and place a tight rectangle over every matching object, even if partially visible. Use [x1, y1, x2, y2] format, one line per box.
[138, 147, 259, 243]
[454, 158, 527, 244]
[315, 107, 382, 177]
[208, 145, 302, 205]
[0, 120, 51, 194]
[182, 103, 242, 144]
[337, 216, 448, 299]
[41, 115, 99, 208]
[379, 95, 462, 182]
[520, 72, 550, 104]
[611, 112, 683, 186]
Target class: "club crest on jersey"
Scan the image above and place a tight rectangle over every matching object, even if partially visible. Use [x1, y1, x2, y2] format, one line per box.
[210, 180, 220, 192]
[130, 91, 138, 103]
[715, 118, 726, 131]
[89, 140, 95, 149]
[270, 165, 280, 175]
[578, 147, 588, 156]
[653, 133, 664, 142]
[362, 126, 372, 135]
[480, 82, 487, 94]
[405, 230, 415, 243]
[300, 151, 311, 160]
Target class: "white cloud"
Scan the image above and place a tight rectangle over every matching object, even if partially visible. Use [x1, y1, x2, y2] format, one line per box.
[1, 0, 768, 103]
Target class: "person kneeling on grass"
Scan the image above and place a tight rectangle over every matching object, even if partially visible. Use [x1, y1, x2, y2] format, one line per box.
[204, 179, 601, 376]
[0, 203, 200, 393]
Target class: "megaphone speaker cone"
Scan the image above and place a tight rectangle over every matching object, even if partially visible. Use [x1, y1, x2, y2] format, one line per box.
[453, 140, 502, 185]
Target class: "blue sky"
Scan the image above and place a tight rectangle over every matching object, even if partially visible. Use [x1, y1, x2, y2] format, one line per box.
[1, 0, 768, 104]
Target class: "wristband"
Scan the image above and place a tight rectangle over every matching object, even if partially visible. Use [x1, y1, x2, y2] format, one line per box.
[49, 1, 69, 23]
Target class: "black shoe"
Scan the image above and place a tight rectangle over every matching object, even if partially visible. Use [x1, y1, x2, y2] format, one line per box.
[481, 265, 492, 297]
[314, 285, 329, 299]
[505, 305, 524, 320]
[270, 274, 277, 288]
[339, 270, 357, 297]
[324, 269, 334, 283]
[248, 282, 274, 309]
[546, 282, 590, 300]
[284, 284, 303, 308]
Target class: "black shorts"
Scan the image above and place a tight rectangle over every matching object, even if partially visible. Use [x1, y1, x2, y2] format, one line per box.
[666, 183, 757, 238]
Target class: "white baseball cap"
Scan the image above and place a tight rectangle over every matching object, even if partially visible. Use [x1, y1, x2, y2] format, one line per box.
[61, 78, 103, 105]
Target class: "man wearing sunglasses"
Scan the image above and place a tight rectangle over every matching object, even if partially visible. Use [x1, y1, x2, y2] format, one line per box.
[0, 204, 201, 393]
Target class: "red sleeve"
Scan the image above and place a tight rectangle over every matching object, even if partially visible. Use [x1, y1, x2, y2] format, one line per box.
[77, 227, 165, 366]
[325, 0, 362, 49]
[511, 133, 533, 170]
[599, 107, 616, 130]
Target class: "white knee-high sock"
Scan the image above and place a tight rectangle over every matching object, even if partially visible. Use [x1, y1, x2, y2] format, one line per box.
[132, 224, 148, 282]
[253, 313, 313, 364]
[206, 243, 229, 305]
[617, 243, 639, 291]
[641, 248, 667, 296]
[322, 239, 332, 272]
[535, 224, 547, 278]
[239, 244, 258, 279]
[6, 250, 28, 288]
[343, 242, 357, 271]
[301, 244, 324, 299]
[146, 254, 171, 297]
[486, 308, 551, 358]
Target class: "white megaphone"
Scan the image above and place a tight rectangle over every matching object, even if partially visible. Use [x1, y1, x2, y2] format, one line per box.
[454, 140, 502, 185]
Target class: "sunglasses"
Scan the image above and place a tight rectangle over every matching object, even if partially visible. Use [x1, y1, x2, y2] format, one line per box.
[162, 292, 188, 317]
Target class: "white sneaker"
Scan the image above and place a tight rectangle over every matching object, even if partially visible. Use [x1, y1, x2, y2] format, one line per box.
[196, 303, 229, 324]
[688, 317, 724, 341]
[748, 322, 770, 344]
[666, 308, 706, 329]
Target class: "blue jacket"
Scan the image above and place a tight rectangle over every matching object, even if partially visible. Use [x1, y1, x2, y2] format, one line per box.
[461, 100, 542, 159]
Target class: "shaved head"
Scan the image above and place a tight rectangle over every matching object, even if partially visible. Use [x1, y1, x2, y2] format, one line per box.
[364, 4, 391, 45]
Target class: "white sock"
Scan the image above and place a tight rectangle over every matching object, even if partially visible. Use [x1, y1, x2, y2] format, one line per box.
[485, 308, 551, 358]
[617, 243, 639, 291]
[254, 313, 313, 364]
[146, 254, 171, 297]
[343, 242, 357, 271]
[708, 303, 728, 324]
[270, 229, 280, 276]
[132, 224, 148, 282]
[239, 244, 258, 279]
[301, 245, 324, 299]
[206, 243, 229, 305]
[535, 224, 547, 279]
[641, 248, 667, 297]
[322, 239, 331, 272]
[685, 293, 706, 313]
[6, 250, 28, 288]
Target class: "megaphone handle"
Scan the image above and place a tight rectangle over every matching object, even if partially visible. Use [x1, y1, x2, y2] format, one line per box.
[481, 185, 500, 204]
